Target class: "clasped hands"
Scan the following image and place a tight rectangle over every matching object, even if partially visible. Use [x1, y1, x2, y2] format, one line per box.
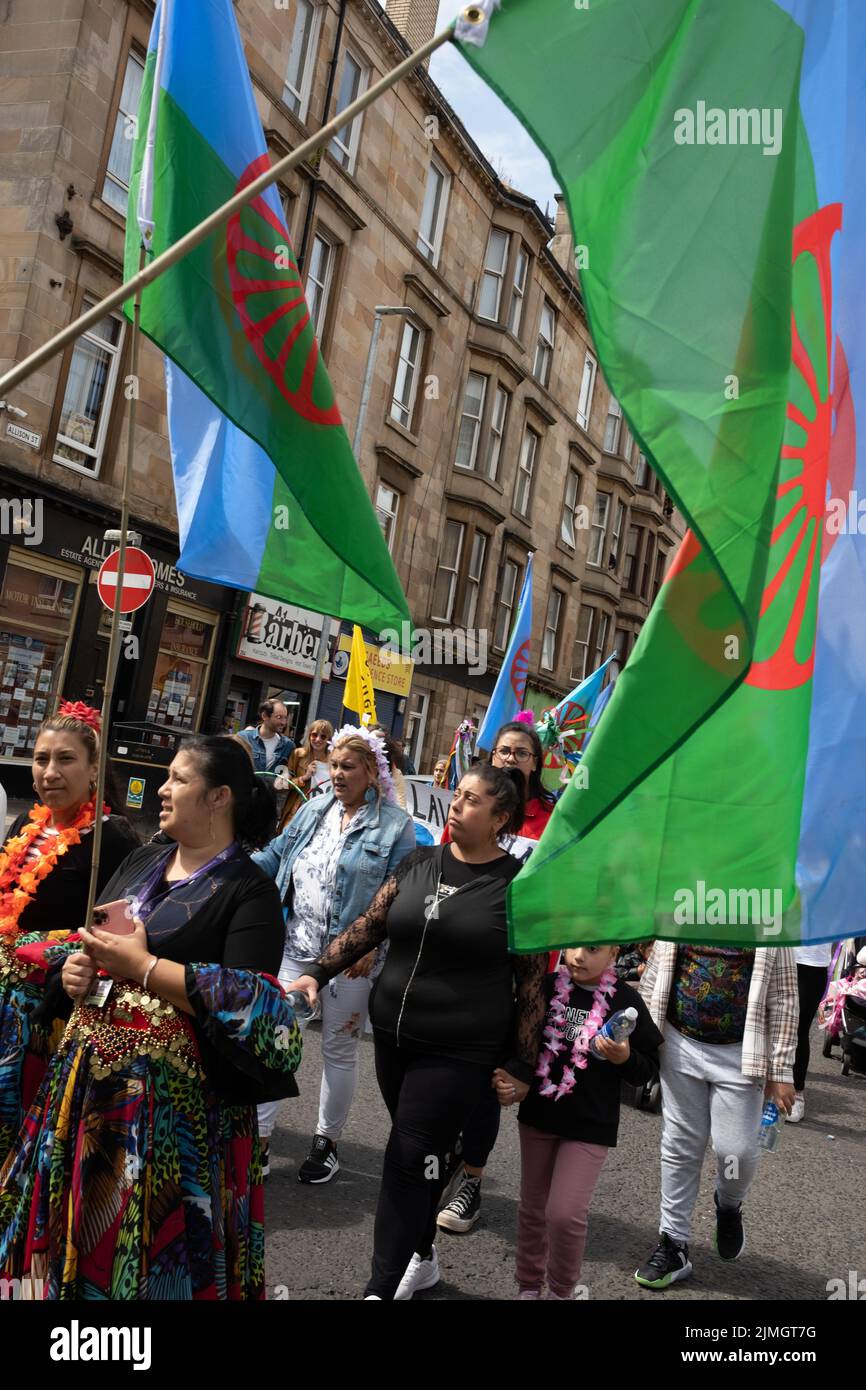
[62, 918, 151, 1000]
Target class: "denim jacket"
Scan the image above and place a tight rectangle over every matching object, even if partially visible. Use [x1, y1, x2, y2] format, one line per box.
[252, 788, 416, 941]
[237, 727, 295, 772]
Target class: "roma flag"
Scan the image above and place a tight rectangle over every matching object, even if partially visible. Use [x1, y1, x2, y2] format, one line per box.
[124, 0, 410, 633]
[458, 0, 865, 949]
[343, 626, 377, 726]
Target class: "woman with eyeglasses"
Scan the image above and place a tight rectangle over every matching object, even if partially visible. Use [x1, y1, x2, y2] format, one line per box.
[275, 720, 335, 831]
[436, 717, 558, 1237]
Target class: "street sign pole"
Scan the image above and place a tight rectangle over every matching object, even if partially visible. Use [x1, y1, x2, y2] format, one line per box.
[82, 244, 146, 933]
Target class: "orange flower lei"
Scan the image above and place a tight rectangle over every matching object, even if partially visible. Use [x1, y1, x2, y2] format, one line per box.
[0, 799, 106, 941]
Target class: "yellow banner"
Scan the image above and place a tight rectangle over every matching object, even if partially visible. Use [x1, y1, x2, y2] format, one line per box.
[338, 632, 413, 698]
[343, 625, 378, 722]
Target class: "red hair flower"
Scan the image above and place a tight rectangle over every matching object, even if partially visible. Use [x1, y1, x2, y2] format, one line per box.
[58, 700, 101, 733]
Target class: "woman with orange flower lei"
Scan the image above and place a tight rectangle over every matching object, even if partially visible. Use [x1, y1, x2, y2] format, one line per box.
[0, 702, 137, 1166]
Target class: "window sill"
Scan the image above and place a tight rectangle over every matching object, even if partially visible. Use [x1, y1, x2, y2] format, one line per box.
[384, 416, 419, 448]
[89, 194, 127, 234]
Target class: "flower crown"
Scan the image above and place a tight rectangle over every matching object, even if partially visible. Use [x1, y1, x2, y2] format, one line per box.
[329, 724, 398, 805]
[57, 699, 101, 733]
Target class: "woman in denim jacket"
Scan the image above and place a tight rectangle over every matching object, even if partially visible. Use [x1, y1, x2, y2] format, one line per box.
[253, 725, 415, 1182]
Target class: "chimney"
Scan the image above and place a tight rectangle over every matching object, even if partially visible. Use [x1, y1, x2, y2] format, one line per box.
[386, 0, 439, 53]
[549, 192, 576, 280]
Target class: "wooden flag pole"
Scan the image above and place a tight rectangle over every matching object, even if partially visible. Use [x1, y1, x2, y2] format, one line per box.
[81, 244, 146, 932]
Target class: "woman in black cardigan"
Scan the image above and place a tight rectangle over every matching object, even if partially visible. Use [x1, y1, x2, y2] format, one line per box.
[288, 762, 549, 1300]
[0, 735, 301, 1300]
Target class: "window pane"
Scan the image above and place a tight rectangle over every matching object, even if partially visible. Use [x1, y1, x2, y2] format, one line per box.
[375, 483, 399, 552]
[391, 321, 421, 427]
[455, 372, 486, 468]
[595, 612, 610, 666]
[103, 52, 145, 213]
[307, 234, 332, 336]
[331, 52, 362, 164]
[433, 520, 464, 622]
[418, 161, 446, 259]
[478, 273, 501, 321]
[461, 532, 487, 627]
[485, 385, 508, 480]
[508, 247, 528, 334]
[494, 560, 518, 648]
[603, 395, 622, 453]
[577, 352, 596, 428]
[284, 0, 316, 112]
[54, 313, 122, 474]
[588, 492, 610, 566]
[478, 228, 509, 319]
[625, 526, 641, 591]
[0, 565, 81, 758]
[152, 611, 215, 731]
[485, 228, 509, 273]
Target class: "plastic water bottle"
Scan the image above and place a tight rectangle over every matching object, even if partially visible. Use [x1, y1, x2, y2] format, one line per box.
[286, 989, 314, 1021]
[589, 1007, 638, 1059]
[757, 1100, 783, 1152]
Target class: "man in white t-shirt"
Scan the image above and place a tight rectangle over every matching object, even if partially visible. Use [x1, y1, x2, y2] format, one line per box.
[237, 700, 295, 772]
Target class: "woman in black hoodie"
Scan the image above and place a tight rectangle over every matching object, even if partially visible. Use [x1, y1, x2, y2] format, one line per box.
[287, 762, 549, 1300]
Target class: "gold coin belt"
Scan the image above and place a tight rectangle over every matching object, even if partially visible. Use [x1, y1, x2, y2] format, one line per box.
[0, 936, 39, 985]
[63, 979, 202, 1082]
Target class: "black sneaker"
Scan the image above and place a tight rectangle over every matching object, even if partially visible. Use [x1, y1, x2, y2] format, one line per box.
[634, 1233, 692, 1289]
[713, 1192, 746, 1260]
[297, 1135, 339, 1185]
[260, 1142, 270, 1180]
[436, 1174, 481, 1233]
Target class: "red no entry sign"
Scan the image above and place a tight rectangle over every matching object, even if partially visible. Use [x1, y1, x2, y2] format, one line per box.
[96, 547, 156, 614]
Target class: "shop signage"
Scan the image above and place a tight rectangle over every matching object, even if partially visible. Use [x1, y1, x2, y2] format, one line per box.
[236, 594, 332, 680]
[337, 633, 413, 698]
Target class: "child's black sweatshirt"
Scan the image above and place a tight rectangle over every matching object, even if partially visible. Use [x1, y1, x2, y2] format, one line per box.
[518, 973, 663, 1146]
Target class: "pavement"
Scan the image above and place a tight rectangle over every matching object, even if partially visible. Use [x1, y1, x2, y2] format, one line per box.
[263, 1021, 863, 1301]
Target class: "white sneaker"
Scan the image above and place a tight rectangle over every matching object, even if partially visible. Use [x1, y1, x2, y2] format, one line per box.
[394, 1247, 440, 1300]
[786, 1093, 806, 1123]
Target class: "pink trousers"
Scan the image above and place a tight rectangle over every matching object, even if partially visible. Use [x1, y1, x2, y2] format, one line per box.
[516, 1125, 608, 1298]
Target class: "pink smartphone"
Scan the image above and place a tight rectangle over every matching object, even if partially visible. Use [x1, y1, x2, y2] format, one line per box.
[90, 899, 136, 936]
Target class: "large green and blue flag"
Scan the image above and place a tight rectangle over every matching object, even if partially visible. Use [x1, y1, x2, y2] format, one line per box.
[457, 0, 864, 949]
[126, 0, 410, 632]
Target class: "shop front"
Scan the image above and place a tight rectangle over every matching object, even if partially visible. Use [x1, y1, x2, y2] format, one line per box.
[0, 476, 232, 800]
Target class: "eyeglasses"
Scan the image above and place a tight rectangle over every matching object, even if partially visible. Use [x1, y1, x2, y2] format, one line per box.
[493, 745, 533, 762]
[310, 731, 327, 739]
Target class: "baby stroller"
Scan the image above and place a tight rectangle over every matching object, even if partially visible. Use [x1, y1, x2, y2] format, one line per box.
[820, 946, 866, 1077]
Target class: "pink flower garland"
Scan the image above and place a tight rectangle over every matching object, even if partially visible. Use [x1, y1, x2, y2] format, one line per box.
[535, 963, 618, 1101]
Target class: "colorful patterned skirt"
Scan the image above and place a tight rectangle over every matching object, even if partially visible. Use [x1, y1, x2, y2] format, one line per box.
[0, 980, 267, 1300]
[0, 933, 65, 1171]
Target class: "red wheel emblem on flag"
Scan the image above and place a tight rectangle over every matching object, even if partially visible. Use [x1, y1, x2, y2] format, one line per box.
[747, 203, 853, 690]
[665, 204, 855, 693]
[510, 639, 530, 706]
[226, 155, 342, 426]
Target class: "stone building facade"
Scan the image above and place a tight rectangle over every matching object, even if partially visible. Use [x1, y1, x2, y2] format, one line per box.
[0, 0, 683, 791]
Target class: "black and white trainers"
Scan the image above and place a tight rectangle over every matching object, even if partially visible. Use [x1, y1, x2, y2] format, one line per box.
[297, 1135, 339, 1185]
[260, 1142, 270, 1180]
[436, 1174, 482, 1233]
[634, 1233, 692, 1289]
[713, 1192, 746, 1260]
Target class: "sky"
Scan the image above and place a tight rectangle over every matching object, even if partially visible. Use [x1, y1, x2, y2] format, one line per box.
[429, 3, 559, 216]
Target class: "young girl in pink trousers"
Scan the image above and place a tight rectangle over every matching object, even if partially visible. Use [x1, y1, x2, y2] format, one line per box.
[500, 944, 663, 1299]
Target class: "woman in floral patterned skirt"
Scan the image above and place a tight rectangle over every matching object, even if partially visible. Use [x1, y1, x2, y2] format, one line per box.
[0, 736, 301, 1300]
